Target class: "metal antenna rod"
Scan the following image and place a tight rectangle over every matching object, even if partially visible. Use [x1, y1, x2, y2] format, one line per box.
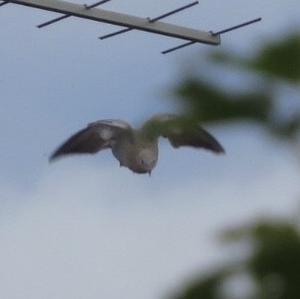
[100, 28, 132, 40]
[162, 17, 262, 54]
[37, 14, 69, 28]
[83, 0, 111, 9]
[211, 17, 262, 36]
[37, 0, 111, 28]
[148, 1, 199, 23]
[99, 1, 199, 40]
[0, 1, 9, 6]
[162, 41, 196, 54]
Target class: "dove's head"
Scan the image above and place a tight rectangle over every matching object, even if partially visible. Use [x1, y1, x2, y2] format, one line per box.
[136, 149, 157, 175]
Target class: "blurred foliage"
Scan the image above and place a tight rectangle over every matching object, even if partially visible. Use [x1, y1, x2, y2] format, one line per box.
[172, 271, 227, 299]
[176, 79, 271, 124]
[251, 34, 300, 82]
[169, 32, 300, 299]
[171, 219, 300, 299]
[174, 32, 300, 141]
[211, 33, 300, 83]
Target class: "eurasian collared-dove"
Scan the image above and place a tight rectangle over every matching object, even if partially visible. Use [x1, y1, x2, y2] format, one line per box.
[50, 114, 224, 175]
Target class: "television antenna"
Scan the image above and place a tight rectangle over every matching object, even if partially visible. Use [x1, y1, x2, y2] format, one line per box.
[1, 0, 261, 54]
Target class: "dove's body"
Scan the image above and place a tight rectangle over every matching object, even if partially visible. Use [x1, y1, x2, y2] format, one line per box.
[50, 114, 224, 175]
[111, 133, 158, 174]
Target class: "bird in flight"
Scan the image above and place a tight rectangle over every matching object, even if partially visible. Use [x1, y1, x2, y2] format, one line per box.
[50, 114, 225, 175]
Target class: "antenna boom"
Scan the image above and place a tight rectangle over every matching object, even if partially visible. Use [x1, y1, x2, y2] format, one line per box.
[6, 0, 220, 44]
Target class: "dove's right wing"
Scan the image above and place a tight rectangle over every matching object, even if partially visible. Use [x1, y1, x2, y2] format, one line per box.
[142, 114, 225, 154]
[50, 119, 132, 161]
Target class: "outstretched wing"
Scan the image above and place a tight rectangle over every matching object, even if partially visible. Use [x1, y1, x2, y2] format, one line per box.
[50, 119, 132, 161]
[142, 114, 225, 154]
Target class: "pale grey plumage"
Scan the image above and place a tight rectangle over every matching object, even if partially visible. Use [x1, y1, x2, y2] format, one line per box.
[50, 114, 225, 174]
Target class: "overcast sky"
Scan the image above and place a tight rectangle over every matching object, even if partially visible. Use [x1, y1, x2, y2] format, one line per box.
[0, 1, 300, 298]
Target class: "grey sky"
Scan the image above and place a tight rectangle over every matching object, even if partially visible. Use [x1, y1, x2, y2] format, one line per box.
[1, 0, 299, 185]
[0, 0, 300, 298]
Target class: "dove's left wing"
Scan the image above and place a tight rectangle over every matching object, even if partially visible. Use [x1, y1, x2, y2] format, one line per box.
[142, 114, 225, 154]
[50, 119, 132, 161]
